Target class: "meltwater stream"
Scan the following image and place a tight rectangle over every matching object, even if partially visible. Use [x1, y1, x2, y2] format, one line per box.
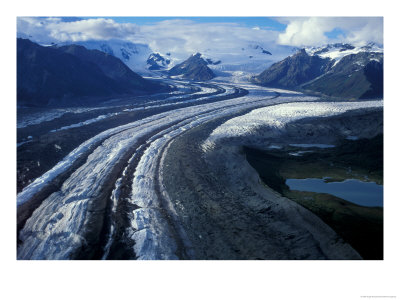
[285, 178, 383, 207]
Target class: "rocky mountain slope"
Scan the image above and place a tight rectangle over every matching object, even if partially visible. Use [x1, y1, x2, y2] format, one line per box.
[57, 44, 155, 91]
[252, 43, 383, 99]
[168, 53, 215, 81]
[57, 39, 154, 74]
[146, 53, 171, 70]
[303, 52, 383, 99]
[17, 39, 167, 107]
[252, 49, 333, 87]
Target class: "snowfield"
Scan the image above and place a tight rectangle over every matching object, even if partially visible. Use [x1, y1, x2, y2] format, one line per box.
[305, 43, 383, 66]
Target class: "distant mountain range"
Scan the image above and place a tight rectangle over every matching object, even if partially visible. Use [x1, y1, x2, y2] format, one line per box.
[252, 43, 383, 99]
[17, 38, 169, 107]
[48, 39, 279, 75]
[17, 37, 384, 103]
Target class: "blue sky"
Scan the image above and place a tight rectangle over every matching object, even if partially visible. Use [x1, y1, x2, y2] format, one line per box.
[18, 17, 382, 55]
[325, 27, 346, 39]
[47, 16, 375, 43]
[89, 16, 288, 31]
[95, 17, 348, 39]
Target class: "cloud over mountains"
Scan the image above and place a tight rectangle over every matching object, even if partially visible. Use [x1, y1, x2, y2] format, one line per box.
[277, 17, 383, 47]
[17, 17, 139, 43]
[17, 17, 383, 59]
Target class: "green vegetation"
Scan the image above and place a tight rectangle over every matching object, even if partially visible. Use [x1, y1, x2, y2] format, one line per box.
[244, 134, 383, 259]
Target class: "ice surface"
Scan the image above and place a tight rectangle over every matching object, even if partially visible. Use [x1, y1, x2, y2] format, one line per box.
[18, 82, 291, 259]
[50, 112, 121, 132]
[17, 107, 109, 128]
[20, 81, 367, 259]
[203, 100, 383, 151]
[289, 144, 335, 148]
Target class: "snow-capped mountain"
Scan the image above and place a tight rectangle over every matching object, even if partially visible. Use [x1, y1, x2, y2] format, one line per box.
[51, 38, 288, 78]
[17, 38, 168, 107]
[169, 53, 215, 81]
[303, 51, 383, 99]
[56, 39, 154, 74]
[248, 44, 272, 55]
[305, 42, 383, 66]
[252, 49, 333, 88]
[146, 53, 171, 70]
[200, 43, 280, 75]
[253, 43, 383, 99]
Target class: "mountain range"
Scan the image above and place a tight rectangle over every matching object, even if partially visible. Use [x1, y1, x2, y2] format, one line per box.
[17, 38, 383, 104]
[51, 39, 280, 75]
[252, 43, 383, 99]
[17, 38, 168, 107]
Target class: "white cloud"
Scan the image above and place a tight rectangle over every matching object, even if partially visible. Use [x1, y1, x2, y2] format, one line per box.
[136, 19, 282, 58]
[17, 17, 383, 60]
[277, 17, 383, 47]
[17, 17, 289, 59]
[17, 17, 138, 43]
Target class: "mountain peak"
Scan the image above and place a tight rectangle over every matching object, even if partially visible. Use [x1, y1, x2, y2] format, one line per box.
[252, 48, 333, 88]
[169, 53, 215, 81]
[253, 42, 383, 99]
[147, 52, 171, 70]
[298, 48, 307, 55]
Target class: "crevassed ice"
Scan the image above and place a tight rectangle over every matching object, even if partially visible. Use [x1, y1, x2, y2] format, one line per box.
[202, 100, 383, 151]
[17, 84, 288, 207]
[127, 97, 271, 259]
[50, 112, 121, 133]
[19, 84, 295, 259]
[17, 106, 110, 128]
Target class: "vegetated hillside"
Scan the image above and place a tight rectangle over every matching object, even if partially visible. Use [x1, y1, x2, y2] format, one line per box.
[252, 46, 383, 99]
[168, 53, 215, 81]
[17, 38, 168, 107]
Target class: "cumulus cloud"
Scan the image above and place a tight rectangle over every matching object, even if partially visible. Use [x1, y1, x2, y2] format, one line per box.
[17, 17, 290, 60]
[17, 17, 382, 60]
[277, 17, 383, 47]
[17, 17, 138, 43]
[137, 19, 281, 57]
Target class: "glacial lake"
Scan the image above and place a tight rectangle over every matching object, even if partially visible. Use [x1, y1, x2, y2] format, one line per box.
[285, 178, 383, 207]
